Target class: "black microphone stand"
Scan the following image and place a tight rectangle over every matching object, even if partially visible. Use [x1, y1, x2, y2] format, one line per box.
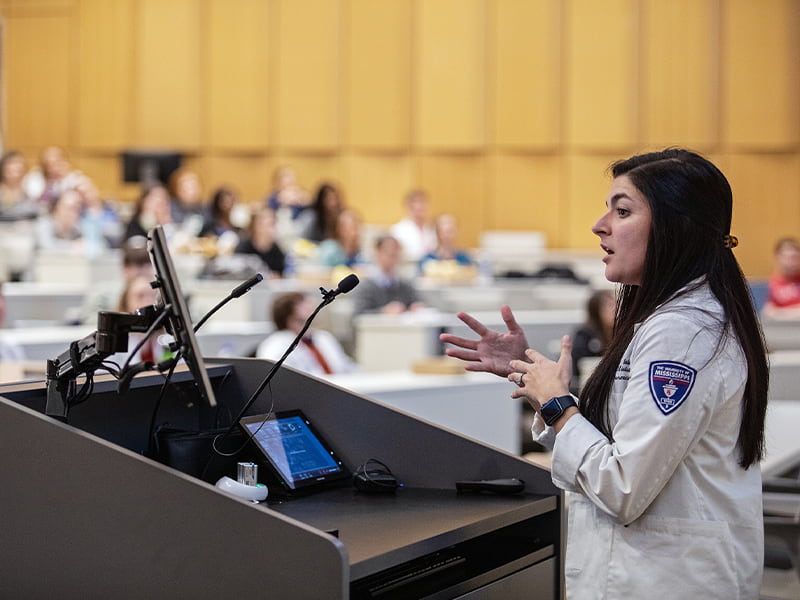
[206, 276, 359, 466]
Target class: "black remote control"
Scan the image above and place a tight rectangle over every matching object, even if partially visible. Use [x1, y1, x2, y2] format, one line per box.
[455, 478, 525, 495]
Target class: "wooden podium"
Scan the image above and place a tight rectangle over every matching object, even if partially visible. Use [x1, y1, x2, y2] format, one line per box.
[0, 357, 563, 599]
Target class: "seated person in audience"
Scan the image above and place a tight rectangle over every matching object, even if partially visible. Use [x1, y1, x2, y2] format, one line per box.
[200, 186, 245, 253]
[390, 188, 437, 262]
[299, 181, 344, 243]
[74, 175, 123, 250]
[763, 236, 800, 319]
[354, 234, 426, 315]
[0, 280, 26, 362]
[124, 184, 174, 245]
[419, 213, 475, 277]
[570, 288, 615, 394]
[256, 291, 357, 375]
[35, 188, 89, 254]
[110, 273, 170, 367]
[317, 208, 365, 269]
[266, 165, 310, 220]
[23, 145, 83, 211]
[0, 150, 37, 219]
[234, 207, 286, 278]
[168, 168, 207, 234]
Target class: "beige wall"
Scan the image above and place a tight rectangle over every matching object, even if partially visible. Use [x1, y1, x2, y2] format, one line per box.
[2, 0, 799, 277]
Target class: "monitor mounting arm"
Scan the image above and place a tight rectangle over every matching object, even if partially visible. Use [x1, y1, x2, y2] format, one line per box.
[45, 305, 161, 420]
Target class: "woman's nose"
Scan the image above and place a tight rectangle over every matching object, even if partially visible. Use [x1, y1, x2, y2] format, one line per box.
[591, 212, 608, 236]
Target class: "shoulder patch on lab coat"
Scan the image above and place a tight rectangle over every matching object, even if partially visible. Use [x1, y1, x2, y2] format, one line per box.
[649, 361, 697, 415]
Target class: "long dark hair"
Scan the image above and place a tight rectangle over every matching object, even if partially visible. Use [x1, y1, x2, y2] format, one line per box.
[310, 182, 342, 242]
[580, 148, 768, 468]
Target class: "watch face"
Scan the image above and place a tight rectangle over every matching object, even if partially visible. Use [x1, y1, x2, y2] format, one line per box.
[541, 402, 562, 425]
[542, 396, 574, 426]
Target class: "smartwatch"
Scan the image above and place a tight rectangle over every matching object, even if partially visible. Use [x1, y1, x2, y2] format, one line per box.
[541, 395, 577, 426]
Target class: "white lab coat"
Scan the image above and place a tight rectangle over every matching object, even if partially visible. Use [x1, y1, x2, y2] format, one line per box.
[533, 282, 763, 599]
[256, 329, 357, 376]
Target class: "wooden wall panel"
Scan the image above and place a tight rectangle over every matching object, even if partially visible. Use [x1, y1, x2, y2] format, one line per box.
[414, 0, 486, 150]
[268, 154, 342, 200]
[70, 154, 125, 199]
[417, 155, 486, 247]
[641, 0, 719, 149]
[4, 15, 73, 149]
[133, 0, 201, 148]
[722, 0, 800, 149]
[489, 0, 561, 149]
[75, 0, 134, 149]
[726, 153, 800, 277]
[198, 154, 274, 205]
[344, 0, 411, 149]
[205, 0, 271, 151]
[487, 154, 563, 245]
[2, 0, 800, 280]
[273, 0, 340, 150]
[340, 153, 414, 226]
[565, 0, 638, 150]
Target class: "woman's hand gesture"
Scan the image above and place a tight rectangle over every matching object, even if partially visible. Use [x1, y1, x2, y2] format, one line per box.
[439, 305, 530, 377]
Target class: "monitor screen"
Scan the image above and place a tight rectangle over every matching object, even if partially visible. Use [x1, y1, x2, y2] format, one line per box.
[121, 150, 182, 185]
[240, 410, 348, 491]
[147, 224, 216, 407]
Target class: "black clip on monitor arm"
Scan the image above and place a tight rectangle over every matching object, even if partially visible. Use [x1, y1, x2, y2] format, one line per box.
[45, 304, 164, 420]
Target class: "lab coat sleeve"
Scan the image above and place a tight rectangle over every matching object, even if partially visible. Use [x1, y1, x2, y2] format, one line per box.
[550, 310, 736, 524]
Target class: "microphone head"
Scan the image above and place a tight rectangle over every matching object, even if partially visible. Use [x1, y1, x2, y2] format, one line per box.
[336, 273, 360, 294]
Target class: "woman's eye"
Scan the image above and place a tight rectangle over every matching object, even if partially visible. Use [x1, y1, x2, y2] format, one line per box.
[616, 208, 630, 217]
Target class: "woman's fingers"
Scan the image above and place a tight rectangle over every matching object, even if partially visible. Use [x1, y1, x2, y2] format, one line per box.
[500, 305, 522, 333]
[456, 311, 489, 336]
[439, 333, 478, 351]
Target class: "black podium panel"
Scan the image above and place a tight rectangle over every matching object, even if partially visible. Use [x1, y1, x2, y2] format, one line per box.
[0, 358, 563, 599]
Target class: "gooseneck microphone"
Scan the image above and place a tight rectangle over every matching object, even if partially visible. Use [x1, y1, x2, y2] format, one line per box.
[193, 273, 264, 333]
[206, 274, 360, 469]
[333, 273, 359, 295]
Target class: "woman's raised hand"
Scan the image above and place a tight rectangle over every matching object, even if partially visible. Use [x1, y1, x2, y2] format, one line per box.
[439, 305, 530, 377]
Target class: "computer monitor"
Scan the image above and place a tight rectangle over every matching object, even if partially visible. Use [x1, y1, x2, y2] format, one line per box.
[148, 225, 216, 407]
[121, 150, 182, 186]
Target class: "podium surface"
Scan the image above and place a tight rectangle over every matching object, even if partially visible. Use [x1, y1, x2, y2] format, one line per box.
[0, 357, 562, 599]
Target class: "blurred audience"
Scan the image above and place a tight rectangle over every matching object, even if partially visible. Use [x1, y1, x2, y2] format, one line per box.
[763, 236, 800, 319]
[419, 213, 475, 278]
[124, 184, 174, 244]
[0, 151, 37, 219]
[266, 166, 311, 246]
[111, 273, 169, 366]
[354, 234, 425, 315]
[256, 291, 357, 375]
[35, 189, 88, 254]
[300, 181, 344, 243]
[168, 168, 207, 234]
[317, 208, 365, 269]
[75, 175, 123, 251]
[266, 165, 310, 219]
[200, 186, 246, 254]
[234, 207, 287, 278]
[390, 189, 437, 262]
[23, 146, 83, 211]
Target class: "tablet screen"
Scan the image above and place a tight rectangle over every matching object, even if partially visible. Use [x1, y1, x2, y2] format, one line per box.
[240, 410, 349, 491]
